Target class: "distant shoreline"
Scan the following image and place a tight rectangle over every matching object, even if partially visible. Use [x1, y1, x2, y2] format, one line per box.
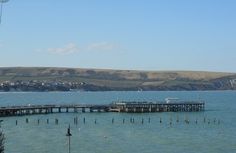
[0, 67, 236, 91]
[0, 89, 236, 93]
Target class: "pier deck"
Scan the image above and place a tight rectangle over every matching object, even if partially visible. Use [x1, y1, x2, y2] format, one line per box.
[0, 101, 205, 117]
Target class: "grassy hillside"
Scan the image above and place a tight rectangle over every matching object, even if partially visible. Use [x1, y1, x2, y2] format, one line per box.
[0, 67, 236, 91]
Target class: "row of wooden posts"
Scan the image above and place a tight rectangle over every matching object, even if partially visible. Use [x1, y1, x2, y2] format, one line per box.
[15, 117, 221, 125]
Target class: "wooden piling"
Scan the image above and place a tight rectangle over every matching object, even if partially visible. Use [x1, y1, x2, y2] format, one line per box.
[176, 116, 179, 123]
[185, 119, 189, 124]
[55, 118, 58, 125]
[75, 117, 78, 125]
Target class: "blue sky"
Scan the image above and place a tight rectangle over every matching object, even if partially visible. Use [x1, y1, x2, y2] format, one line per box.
[0, 0, 236, 72]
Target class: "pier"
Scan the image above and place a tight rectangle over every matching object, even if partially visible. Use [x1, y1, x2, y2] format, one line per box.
[0, 101, 205, 117]
[113, 101, 205, 113]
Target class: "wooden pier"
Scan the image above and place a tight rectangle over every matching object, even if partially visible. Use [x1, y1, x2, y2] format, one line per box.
[0, 101, 205, 117]
[113, 101, 205, 113]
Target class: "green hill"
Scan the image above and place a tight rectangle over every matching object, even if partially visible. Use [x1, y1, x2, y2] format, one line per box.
[0, 67, 236, 91]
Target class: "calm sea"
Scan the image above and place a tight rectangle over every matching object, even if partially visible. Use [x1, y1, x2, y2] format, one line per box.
[0, 91, 236, 153]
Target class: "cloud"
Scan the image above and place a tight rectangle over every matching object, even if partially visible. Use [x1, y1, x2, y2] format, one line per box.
[87, 42, 118, 51]
[47, 43, 79, 55]
[36, 41, 119, 55]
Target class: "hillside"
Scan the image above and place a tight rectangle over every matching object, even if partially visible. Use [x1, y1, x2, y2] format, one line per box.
[0, 67, 236, 91]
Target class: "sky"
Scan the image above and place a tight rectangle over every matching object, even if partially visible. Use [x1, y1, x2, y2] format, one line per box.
[0, 0, 236, 72]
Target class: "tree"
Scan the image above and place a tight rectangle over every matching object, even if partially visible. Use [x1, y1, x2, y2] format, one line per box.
[0, 130, 4, 153]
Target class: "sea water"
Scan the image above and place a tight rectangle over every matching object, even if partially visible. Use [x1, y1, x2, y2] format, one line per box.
[0, 91, 236, 153]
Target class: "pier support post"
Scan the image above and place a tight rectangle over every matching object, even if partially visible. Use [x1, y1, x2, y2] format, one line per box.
[82, 108, 85, 113]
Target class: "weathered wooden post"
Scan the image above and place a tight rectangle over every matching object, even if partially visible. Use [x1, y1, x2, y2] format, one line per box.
[0, 128, 4, 153]
[185, 119, 189, 124]
[75, 117, 78, 125]
[55, 119, 58, 125]
[66, 125, 72, 153]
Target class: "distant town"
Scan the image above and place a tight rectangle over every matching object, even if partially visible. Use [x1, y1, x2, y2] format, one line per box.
[0, 80, 94, 92]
